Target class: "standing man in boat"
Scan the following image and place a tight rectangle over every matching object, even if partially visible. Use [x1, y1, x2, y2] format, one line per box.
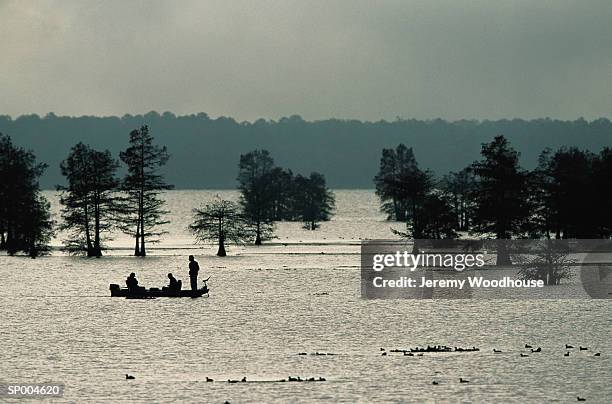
[188, 255, 200, 291]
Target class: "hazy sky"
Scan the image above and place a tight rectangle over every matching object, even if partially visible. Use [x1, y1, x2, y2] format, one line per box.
[1, 0, 611, 121]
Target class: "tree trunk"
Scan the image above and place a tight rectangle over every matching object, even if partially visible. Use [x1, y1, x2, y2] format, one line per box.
[6, 226, 14, 253]
[411, 200, 421, 239]
[92, 193, 102, 257]
[91, 245, 102, 257]
[134, 220, 141, 256]
[140, 232, 146, 256]
[139, 215, 146, 256]
[135, 189, 146, 257]
[217, 235, 227, 257]
[412, 238, 421, 254]
[393, 198, 400, 221]
[217, 217, 226, 256]
[139, 188, 146, 257]
[396, 199, 406, 222]
[84, 204, 94, 257]
[496, 241, 512, 266]
[29, 240, 37, 259]
[254, 221, 262, 245]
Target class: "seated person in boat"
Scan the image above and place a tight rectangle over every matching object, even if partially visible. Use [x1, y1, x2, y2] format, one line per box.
[167, 273, 182, 291]
[126, 272, 139, 292]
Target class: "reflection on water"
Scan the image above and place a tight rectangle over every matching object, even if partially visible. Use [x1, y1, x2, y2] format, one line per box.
[1, 191, 611, 402]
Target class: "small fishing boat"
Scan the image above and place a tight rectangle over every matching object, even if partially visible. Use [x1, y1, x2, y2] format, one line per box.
[109, 282, 209, 299]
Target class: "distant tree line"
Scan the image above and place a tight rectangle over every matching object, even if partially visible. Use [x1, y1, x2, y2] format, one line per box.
[3, 112, 612, 190]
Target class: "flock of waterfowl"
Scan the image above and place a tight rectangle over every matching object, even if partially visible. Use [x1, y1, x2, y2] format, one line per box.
[379, 343, 602, 401]
[519, 344, 600, 358]
[125, 374, 326, 384]
[298, 351, 336, 356]
[123, 343, 601, 402]
[224, 376, 326, 383]
[382, 345, 480, 354]
[379, 344, 601, 358]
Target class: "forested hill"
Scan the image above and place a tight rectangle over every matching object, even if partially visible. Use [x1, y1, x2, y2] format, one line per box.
[1, 112, 611, 189]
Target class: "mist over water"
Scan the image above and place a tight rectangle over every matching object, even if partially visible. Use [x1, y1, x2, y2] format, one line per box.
[2, 190, 611, 402]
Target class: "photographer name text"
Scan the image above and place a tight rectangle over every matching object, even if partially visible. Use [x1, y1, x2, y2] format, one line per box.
[372, 276, 544, 289]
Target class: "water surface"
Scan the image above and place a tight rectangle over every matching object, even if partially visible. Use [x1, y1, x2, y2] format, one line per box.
[1, 190, 610, 403]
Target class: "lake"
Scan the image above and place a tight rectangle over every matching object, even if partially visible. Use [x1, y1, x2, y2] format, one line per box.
[1, 190, 610, 403]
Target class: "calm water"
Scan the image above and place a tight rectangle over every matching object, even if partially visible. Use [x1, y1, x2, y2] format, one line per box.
[1, 191, 611, 403]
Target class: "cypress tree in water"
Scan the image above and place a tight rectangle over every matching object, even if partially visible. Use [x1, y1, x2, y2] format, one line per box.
[189, 198, 249, 256]
[0, 133, 53, 258]
[470, 135, 530, 265]
[58, 142, 120, 257]
[237, 150, 275, 245]
[119, 125, 173, 256]
[291, 172, 335, 230]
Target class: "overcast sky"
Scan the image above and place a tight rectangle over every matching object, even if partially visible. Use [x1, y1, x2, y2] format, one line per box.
[1, 0, 611, 121]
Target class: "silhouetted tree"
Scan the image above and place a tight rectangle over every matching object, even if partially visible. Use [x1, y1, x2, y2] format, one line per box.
[374, 145, 448, 243]
[526, 148, 556, 238]
[517, 240, 573, 285]
[189, 198, 249, 256]
[58, 143, 120, 256]
[376, 147, 456, 250]
[0, 134, 53, 257]
[395, 164, 434, 240]
[392, 189, 458, 241]
[19, 195, 54, 258]
[237, 150, 275, 245]
[470, 135, 530, 265]
[119, 125, 173, 256]
[545, 147, 598, 238]
[441, 168, 476, 231]
[267, 167, 295, 220]
[374, 144, 419, 221]
[595, 148, 612, 238]
[417, 192, 459, 239]
[292, 172, 335, 230]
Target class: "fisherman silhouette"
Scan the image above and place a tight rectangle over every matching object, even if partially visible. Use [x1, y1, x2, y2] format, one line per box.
[126, 273, 139, 292]
[188, 255, 200, 291]
[167, 273, 181, 291]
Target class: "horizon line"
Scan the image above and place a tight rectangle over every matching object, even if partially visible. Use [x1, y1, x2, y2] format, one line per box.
[2, 111, 611, 125]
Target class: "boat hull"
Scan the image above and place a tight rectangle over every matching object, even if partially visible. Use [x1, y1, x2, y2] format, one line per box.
[110, 284, 209, 298]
